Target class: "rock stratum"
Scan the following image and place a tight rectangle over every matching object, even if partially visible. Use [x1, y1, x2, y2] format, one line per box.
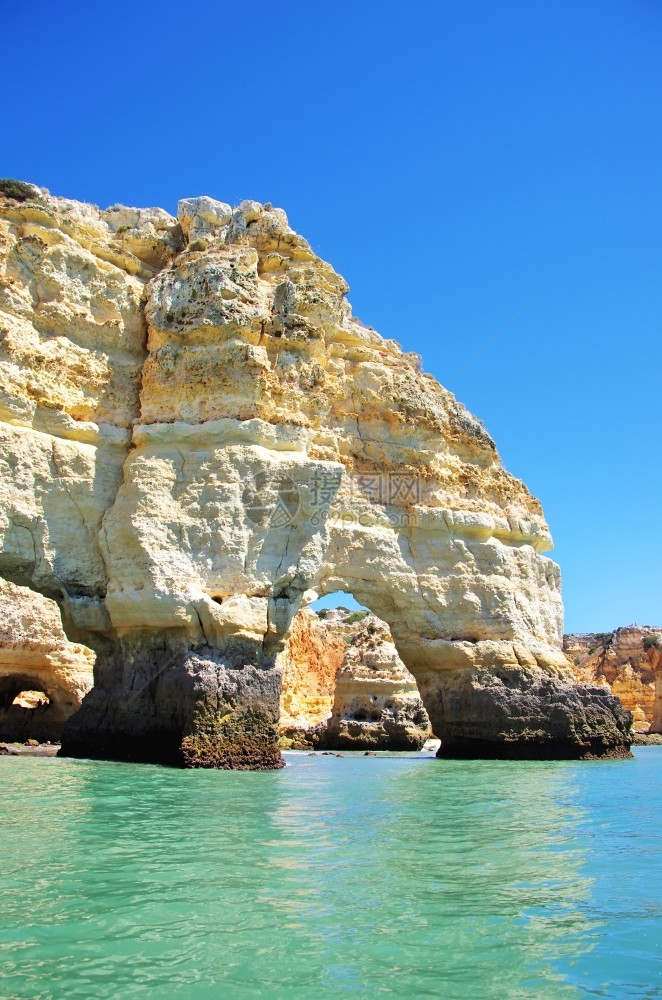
[565, 627, 662, 733]
[0, 181, 631, 765]
[279, 608, 431, 750]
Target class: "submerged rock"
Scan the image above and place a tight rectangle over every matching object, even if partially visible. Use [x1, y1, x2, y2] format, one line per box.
[0, 185, 630, 766]
[632, 732, 662, 746]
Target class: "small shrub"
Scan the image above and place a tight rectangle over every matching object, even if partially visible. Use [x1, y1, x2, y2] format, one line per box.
[188, 238, 207, 252]
[315, 609, 328, 619]
[116, 224, 132, 234]
[0, 178, 38, 202]
[573, 657, 580, 666]
[347, 611, 368, 624]
[589, 647, 597, 655]
[342, 636, 353, 645]
[644, 635, 659, 650]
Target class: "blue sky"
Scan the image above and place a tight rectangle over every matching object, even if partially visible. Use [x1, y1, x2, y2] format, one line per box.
[3, 0, 660, 633]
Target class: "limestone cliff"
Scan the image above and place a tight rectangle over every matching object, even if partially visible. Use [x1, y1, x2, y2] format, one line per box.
[650, 643, 662, 735]
[565, 627, 662, 732]
[278, 608, 346, 743]
[0, 578, 93, 741]
[279, 608, 431, 750]
[0, 181, 630, 766]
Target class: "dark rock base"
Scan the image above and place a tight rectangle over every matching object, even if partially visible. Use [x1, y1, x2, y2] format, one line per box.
[61, 733, 284, 769]
[316, 725, 428, 752]
[418, 665, 633, 762]
[61, 632, 285, 770]
[180, 735, 284, 769]
[0, 705, 67, 745]
[280, 720, 429, 752]
[59, 732, 185, 767]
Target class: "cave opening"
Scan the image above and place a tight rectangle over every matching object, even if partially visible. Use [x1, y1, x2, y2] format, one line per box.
[278, 590, 434, 752]
[0, 674, 62, 743]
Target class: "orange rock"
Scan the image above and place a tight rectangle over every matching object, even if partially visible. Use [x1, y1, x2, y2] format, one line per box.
[564, 626, 661, 731]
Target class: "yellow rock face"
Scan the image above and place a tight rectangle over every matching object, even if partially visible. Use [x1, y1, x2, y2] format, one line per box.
[565, 627, 662, 731]
[0, 187, 631, 764]
[278, 608, 347, 737]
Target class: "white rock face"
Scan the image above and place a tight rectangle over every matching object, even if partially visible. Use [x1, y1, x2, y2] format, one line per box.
[177, 197, 233, 241]
[0, 184, 631, 766]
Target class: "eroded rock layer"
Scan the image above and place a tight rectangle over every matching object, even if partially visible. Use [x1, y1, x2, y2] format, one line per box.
[279, 608, 431, 750]
[565, 627, 662, 732]
[0, 183, 631, 765]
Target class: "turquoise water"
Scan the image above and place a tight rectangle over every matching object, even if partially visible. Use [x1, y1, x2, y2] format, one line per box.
[1, 749, 661, 1000]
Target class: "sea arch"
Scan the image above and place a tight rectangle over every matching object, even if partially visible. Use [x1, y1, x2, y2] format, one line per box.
[0, 188, 625, 767]
[61, 431, 630, 766]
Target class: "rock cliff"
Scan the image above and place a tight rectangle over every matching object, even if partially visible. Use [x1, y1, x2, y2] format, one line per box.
[279, 608, 431, 750]
[651, 643, 662, 735]
[565, 627, 662, 732]
[0, 181, 631, 765]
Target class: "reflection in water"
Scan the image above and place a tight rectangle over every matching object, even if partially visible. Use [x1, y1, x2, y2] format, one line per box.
[0, 751, 660, 1000]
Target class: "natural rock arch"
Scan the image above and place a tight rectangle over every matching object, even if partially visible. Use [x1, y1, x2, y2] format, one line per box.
[0, 188, 630, 765]
[300, 516, 627, 758]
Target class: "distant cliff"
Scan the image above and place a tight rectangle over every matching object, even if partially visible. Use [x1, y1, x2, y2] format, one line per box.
[564, 627, 662, 732]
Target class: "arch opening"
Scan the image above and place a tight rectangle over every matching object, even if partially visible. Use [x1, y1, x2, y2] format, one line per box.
[11, 690, 51, 709]
[278, 591, 434, 752]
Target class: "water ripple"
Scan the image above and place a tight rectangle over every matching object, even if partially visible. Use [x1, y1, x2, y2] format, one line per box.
[0, 750, 660, 999]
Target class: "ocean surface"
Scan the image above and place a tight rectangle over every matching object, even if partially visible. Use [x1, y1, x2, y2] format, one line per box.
[1, 748, 661, 1000]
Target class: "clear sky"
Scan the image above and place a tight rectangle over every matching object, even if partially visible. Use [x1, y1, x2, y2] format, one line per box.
[3, 0, 660, 633]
